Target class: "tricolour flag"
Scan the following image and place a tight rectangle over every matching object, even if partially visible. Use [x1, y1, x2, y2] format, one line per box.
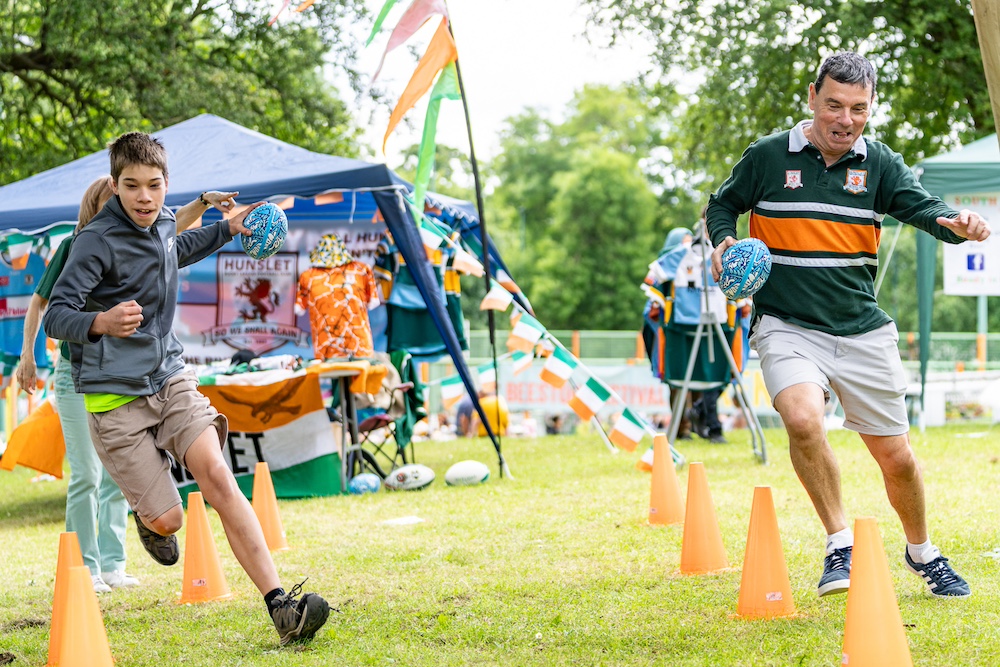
[440, 375, 465, 409]
[567, 377, 611, 421]
[511, 350, 533, 375]
[539, 346, 577, 389]
[609, 409, 645, 452]
[477, 362, 497, 393]
[452, 246, 484, 277]
[480, 281, 513, 311]
[0, 232, 35, 270]
[507, 313, 545, 353]
[418, 222, 447, 253]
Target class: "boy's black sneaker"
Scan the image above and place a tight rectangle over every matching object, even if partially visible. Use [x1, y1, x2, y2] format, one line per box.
[270, 581, 331, 645]
[133, 512, 179, 566]
[904, 550, 971, 598]
[818, 546, 852, 597]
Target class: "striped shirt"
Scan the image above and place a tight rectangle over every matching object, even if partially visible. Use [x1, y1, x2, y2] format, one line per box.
[707, 120, 963, 336]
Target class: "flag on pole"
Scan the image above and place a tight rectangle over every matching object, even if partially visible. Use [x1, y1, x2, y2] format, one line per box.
[507, 313, 545, 353]
[418, 222, 447, 254]
[567, 377, 610, 421]
[609, 409, 645, 452]
[476, 362, 497, 393]
[539, 346, 577, 389]
[440, 375, 465, 409]
[366, 0, 400, 45]
[511, 350, 533, 375]
[480, 281, 513, 311]
[413, 61, 462, 212]
[383, 18, 457, 153]
[372, 0, 449, 81]
[33, 225, 75, 265]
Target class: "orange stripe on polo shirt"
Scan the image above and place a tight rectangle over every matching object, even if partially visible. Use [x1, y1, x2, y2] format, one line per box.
[750, 213, 880, 255]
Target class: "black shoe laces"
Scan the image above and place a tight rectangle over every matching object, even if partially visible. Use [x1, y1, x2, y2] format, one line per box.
[826, 547, 851, 571]
[923, 557, 959, 587]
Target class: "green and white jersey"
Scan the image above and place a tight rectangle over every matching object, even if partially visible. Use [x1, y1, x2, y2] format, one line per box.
[707, 120, 964, 337]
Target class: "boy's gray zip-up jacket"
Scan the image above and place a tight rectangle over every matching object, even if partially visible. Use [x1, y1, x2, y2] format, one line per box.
[43, 196, 234, 395]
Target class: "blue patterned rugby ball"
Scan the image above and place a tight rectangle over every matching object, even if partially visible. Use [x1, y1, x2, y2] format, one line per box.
[718, 238, 772, 300]
[241, 203, 287, 260]
[348, 473, 382, 495]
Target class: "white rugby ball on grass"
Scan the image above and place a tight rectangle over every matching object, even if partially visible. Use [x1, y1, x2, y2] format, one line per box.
[384, 464, 435, 491]
[445, 460, 490, 486]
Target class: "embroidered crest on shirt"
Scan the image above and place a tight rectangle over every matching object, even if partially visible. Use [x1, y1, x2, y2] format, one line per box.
[844, 169, 868, 194]
[784, 170, 803, 189]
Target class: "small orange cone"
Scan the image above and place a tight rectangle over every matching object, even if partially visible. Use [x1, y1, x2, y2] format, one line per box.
[737, 486, 796, 618]
[252, 462, 289, 552]
[679, 462, 729, 574]
[178, 491, 232, 604]
[841, 517, 913, 667]
[57, 566, 114, 667]
[648, 433, 684, 525]
[47, 532, 84, 666]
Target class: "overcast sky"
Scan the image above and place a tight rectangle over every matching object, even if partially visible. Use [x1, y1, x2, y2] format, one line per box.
[352, 0, 654, 163]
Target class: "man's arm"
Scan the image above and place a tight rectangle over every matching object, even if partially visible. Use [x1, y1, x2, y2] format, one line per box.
[707, 144, 759, 279]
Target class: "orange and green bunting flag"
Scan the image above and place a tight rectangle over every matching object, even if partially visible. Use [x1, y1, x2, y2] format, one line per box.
[413, 61, 461, 212]
[383, 18, 457, 153]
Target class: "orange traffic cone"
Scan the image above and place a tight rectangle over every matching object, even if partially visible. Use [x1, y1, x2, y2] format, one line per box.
[57, 565, 114, 667]
[737, 486, 796, 618]
[47, 532, 84, 666]
[177, 491, 232, 604]
[679, 462, 729, 574]
[649, 433, 684, 525]
[252, 462, 289, 552]
[841, 517, 913, 667]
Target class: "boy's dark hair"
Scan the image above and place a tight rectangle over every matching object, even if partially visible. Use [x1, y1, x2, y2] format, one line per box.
[108, 132, 169, 181]
[815, 51, 877, 98]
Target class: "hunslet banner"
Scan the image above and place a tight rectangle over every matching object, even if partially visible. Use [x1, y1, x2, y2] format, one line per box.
[182, 374, 341, 500]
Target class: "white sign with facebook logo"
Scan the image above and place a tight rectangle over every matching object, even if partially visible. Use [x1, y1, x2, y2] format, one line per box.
[942, 193, 1000, 296]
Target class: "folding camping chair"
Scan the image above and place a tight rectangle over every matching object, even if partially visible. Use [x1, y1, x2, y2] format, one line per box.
[346, 350, 426, 480]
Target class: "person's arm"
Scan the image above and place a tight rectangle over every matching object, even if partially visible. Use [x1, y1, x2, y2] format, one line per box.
[708, 144, 760, 279]
[15, 294, 48, 395]
[174, 191, 238, 233]
[175, 202, 263, 268]
[43, 230, 112, 344]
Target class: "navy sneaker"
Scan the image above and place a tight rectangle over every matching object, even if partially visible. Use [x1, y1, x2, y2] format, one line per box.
[904, 551, 971, 598]
[818, 546, 852, 596]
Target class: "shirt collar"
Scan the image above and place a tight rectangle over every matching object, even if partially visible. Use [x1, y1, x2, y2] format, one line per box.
[789, 120, 868, 161]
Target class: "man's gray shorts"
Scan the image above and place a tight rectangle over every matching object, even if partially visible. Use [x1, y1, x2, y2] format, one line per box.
[751, 315, 909, 436]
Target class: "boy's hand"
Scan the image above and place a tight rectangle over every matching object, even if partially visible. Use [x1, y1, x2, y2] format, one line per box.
[937, 209, 991, 242]
[203, 191, 239, 213]
[227, 201, 265, 238]
[92, 300, 144, 338]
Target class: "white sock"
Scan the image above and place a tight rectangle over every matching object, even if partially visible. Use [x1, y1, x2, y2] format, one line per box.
[826, 528, 854, 554]
[907, 540, 942, 564]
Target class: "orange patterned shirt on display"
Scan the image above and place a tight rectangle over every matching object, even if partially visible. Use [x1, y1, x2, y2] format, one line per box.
[297, 262, 378, 360]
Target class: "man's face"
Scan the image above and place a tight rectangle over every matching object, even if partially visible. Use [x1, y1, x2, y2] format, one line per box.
[111, 164, 167, 228]
[807, 78, 873, 162]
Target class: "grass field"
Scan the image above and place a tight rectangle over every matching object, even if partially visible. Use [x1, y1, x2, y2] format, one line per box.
[1, 424, 999, 666]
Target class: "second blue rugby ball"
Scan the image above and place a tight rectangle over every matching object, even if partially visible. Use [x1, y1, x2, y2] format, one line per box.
[718, 238, 771, 300]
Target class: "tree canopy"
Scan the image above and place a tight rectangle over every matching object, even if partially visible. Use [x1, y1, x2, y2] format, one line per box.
[0, 0, 367, 185]
[582, 0, 993, 187]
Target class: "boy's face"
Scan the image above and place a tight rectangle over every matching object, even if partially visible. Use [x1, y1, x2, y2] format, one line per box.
[111, 164, 167, 228]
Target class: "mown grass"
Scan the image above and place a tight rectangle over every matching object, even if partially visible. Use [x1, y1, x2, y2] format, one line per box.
[1, 423, 999, 666]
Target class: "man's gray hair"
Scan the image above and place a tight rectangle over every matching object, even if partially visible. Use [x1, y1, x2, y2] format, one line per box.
[815, 52, 877, 97]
